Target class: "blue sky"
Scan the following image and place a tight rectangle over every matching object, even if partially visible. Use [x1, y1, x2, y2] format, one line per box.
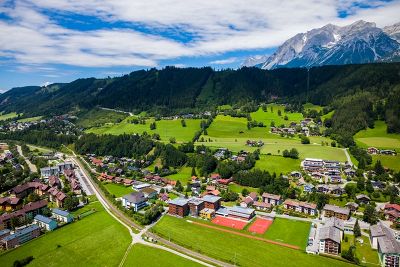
[0, 0, 399, 91]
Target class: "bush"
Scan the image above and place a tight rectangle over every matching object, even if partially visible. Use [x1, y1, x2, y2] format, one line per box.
[13, 256, 34, 267]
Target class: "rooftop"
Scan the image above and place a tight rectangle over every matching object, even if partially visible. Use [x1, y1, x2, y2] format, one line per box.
[202, 195, 221, 203]
[34, 214, 55, 224]
[319, 226, 341, 244]
[323, 204, 350, 216]
[122, 192, 146, 204]
[2, 225, 40, 242]
[52, 208, 71, 217]
[169, 198, 188, 206]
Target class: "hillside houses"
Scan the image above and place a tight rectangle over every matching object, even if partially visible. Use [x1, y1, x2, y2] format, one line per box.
[370, 223, 400, 267]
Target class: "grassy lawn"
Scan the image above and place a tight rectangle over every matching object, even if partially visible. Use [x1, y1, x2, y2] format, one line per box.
[0, 112, 19, 121]
[104, 182, 134, 197]
[77, 108, 128, 128]
[262, 218, 310, 249]
[165, 166, 193, 183]
[372, 154, 400, 172]
[152, 215, 353, 267]
[251, 105, 304, 128]
[87, 117, 201, 143]
[228, 183, 259, 194]
[0, 199, 131, 267]
[123, 244, 203, 267]
[17, 116, 43, 122]
[27, 144, 53, 154]
[254, 155, 301, 174]
[342, 235, 379, 266]
[304, 103, 323, 112]
[355, 121, 400, 150]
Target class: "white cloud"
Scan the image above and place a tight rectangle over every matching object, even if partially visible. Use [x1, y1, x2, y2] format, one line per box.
[0, 0, 399, 69]
[210, 57, 239, 65]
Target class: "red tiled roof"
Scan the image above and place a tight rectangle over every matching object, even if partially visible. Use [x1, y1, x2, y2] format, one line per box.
[385, 204, 400, 212]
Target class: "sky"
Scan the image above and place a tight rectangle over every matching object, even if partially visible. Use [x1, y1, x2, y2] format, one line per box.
[0, 0, 400, 91]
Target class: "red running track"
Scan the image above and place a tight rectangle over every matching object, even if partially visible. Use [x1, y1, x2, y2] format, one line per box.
[211, 216, 247, 230]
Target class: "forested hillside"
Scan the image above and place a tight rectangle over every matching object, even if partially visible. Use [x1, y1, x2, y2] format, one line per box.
[1, 63, 400, 139]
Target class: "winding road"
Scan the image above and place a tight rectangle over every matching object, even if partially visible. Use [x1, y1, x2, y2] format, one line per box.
[69, 156, 230, 267]
[16, 145, 37, 173]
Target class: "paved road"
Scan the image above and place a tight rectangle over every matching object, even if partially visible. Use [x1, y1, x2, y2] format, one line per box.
[71, 156, 228, 267]
[16, 145, 37, 173]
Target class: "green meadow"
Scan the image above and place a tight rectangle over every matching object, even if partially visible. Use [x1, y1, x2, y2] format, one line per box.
[165, 166, 193, 183]
[122, 244, 203, 267]
[17, 116, 43, 123]
[254, 155, 301, 174]
[77, 108, 128, 128]
[0, 199, 131, 267]
[104, 182, 134, 197]
[0, 112, 19, 121]
[87, 117, 202, 143]
[152, 215, 353, 267]
[355, 121, 400, 150]
[372, 155, 400, 172]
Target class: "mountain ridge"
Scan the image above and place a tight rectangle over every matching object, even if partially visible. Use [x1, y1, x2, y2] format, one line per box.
[244, 20, 400, 69]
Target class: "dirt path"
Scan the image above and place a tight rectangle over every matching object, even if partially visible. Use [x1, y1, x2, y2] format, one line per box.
[191, 221, 300, 250]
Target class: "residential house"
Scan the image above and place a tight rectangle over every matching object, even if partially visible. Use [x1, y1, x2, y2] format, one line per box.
[316, 185, 330, 194]
[140, 187, 158, 199]
[345, 202, 359, 212]
[290, 171, 302, 178]
[0, 197, 22, 211]
[262, 193, 281, 206]
[168, 198, 189, 217]
[199, 208, 215, 220]
[384, 204, 400, 222]
[34, 215, 58, 231]
[319, 226, 342, 255]
[370, 223, 400, 267]
[121, 192, 147, 212]
[356, 194, 371, 204]
[253, 201, 271, 211]
[323, 204, 350, 220]
[0, 225, 41, 250]
[304, 184, 315, 193]
[283, 199, 317, 216]
[52, 209, 74, 223]
[368, 147, 379, 155]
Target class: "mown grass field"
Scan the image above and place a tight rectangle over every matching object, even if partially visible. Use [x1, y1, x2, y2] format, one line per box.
[342, 235, 379, 267]
[0, 112, 19, 121]
[355, 121, 400, 150]
[254, 155, 301, 174]
[17, 116, 43, 123]
[104, 182, 134, 197]
[152, 215, 353, 267]
[372, 154, 400, 172]
[228, 183, 259, 194]
[87, 117, 202, 143]
[262, 218, 310, 249]
[77, 108, 128, 128]
[122, 244, 203, 267]
[0, 199, 131, 267]
[165, 166, 193, 183]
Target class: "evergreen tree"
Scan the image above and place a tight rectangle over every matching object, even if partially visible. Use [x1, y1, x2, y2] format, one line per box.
[354, 219, 361, 237]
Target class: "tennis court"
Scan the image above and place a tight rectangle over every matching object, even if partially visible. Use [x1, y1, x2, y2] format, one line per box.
[248, 217, 274, 234]
[211, 216, 248, 230]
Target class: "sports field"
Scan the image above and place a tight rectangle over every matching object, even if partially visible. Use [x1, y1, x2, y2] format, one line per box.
[355, 121, 400, 150]
[152, 215, 352, 267]
[212, 216, 248, 230]
[262, 218, 311, 249]
[104, 182, 134, 197]
[248, 218, 273, 234]
[87, 117, 202, 143]
[122, 244, 203, 267]
[0, 199, 131, 267]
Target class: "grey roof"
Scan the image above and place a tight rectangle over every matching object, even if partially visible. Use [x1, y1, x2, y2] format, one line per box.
[229, 206, 255, 215]
[319, 226, 341, 244]
[188, 198, 204, 205]
[202, 195, 221, 203]
[356, 194, 370, 200]
[52, 208, 71, 217]
[122, 192, 146, 204]
[371, 223, 400, 254]
[169, 198, 188, 206]
[323, 204, 350, 216]
[0, 229, 11, 236]
[325, 217, 344, 230]
[34, 214, 55, 224]
[2, 225, 40, 241]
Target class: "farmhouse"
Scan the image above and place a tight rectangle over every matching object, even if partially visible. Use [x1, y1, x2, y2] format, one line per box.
[121, 192, 147, 212]
[34, 214, 58, 231]
[52, 208, 74, 223]
[323, 204, 350, 220]
[384, 204, 400, 222]
[0, 225, 41, 250]
[262, 193, 282, 206]
[283, 199, 317, 216]
[368, 147, 379, 155]
[168, 198, 189, 217]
